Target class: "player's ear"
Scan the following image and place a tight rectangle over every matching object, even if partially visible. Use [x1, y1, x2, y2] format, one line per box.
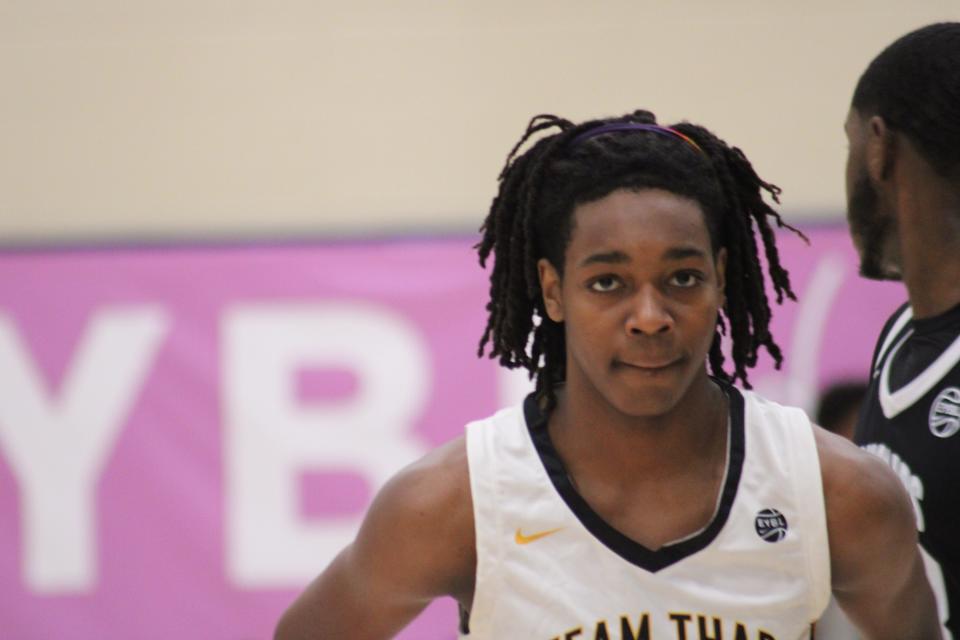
[538, 258, 564, 323]
[714, 247, 727, 304]
[866, 115, 897, 183]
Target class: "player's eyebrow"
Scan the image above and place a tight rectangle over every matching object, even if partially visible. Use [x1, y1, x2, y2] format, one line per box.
[579, 251, 629, 268]
[662, 246, 708, 261]
[579, 246, 707, 268]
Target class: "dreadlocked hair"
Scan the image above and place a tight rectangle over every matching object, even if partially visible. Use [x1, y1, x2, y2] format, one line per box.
[476, 109, 805, 410]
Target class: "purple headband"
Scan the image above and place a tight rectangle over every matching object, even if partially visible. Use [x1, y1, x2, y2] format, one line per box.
[571, 122, 704, 155]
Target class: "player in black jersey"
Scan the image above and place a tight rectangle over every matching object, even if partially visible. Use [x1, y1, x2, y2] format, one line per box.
[845, 22, 960, 639]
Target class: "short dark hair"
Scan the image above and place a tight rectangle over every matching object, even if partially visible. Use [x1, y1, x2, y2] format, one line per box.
[476, 109, 804, 408]
[852, 22, 960, 175]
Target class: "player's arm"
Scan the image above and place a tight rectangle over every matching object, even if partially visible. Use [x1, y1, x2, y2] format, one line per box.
[816, 427, 941, 639]
[274, 437, 475, 640]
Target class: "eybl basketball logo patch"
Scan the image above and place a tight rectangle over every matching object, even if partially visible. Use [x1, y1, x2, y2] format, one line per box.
[755, 508, 788, 543]
[929, 386, 960, 439]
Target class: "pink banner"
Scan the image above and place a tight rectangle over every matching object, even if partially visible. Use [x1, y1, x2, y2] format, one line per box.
[0, 229, 903, 639]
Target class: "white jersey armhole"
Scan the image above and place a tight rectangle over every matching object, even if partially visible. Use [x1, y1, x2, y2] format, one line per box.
[785, 408, 832, 621]
[464, 415, 506, 634]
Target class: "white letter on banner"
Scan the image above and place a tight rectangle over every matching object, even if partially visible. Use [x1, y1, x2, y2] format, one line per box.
[224, 303, 430, 587]
[0, 308, 170, 593]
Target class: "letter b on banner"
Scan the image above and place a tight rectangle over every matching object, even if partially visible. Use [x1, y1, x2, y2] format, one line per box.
[223, 303, 430, 587]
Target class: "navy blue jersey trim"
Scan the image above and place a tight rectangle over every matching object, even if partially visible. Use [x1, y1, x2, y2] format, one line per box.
[523, 381, 746, 573]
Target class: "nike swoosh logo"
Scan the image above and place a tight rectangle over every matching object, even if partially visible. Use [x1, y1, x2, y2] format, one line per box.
[514, 527, 563, 545]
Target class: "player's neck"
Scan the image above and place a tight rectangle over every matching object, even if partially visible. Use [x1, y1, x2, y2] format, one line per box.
[548, 375, 728, 481]
[896, 173, 960, 319]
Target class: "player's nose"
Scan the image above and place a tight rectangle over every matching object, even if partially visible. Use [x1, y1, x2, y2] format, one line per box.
[625, 285, 673, 336]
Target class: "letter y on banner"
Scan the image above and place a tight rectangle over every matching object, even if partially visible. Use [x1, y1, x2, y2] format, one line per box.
[0, 307, 170, 594]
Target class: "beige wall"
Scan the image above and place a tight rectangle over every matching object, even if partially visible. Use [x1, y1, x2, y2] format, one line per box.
[1, 1, 957, 243]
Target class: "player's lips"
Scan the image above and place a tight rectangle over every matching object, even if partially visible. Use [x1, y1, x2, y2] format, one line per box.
[614, 357, 682, 371]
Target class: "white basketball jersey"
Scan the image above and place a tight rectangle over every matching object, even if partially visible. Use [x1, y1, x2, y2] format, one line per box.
[462, 384, 831, 640]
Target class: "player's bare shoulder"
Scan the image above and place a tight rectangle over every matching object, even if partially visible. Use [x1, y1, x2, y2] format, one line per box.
[274, 438, 476, 640]
[812, 425, 917, 587]
[354, 436, 476, 600]
[377, 435, 474, 543]
[814, 426, 913, 532]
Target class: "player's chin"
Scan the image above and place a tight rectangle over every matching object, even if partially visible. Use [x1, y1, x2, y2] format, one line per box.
[610, 389, 683, 419]
[607, 361, 689, 417]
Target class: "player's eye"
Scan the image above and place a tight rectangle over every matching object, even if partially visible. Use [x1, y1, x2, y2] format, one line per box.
[588, 276, 622, 293]
[669, 271, 703, 288]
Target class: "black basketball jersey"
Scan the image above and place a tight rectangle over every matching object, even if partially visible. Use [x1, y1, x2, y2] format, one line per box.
[855, 301, 960, 638]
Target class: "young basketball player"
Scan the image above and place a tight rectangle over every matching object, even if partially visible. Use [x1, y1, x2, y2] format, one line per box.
[276, 109, 939, 639]
[845, 22, 960, 638]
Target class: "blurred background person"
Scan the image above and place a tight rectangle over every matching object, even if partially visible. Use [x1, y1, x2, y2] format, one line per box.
[817, 381, 868, 442]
